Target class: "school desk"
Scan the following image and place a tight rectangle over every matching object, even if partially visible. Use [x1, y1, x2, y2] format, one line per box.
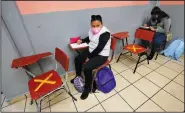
[11, 52, 53, 78]
[68, 43, 88, 55]
[111, 31, 130, 62]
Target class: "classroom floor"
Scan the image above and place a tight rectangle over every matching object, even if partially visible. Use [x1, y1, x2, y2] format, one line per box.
[1, 54, 184, 112]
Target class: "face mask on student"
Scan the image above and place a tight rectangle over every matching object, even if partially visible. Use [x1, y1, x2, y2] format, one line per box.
[91, 27, 102, 35]
[151, 14, 158, 22]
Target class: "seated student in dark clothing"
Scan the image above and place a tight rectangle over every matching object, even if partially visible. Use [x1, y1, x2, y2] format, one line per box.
[71, 15, 111, 100]
[141, 6, 161, 48]
[142, 6, 171, 60]
[147, 11, 171, 60]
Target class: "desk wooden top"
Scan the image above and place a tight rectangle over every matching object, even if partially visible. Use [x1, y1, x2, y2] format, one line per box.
[112, 32, 129, 39]
[11, 52, 52, 68]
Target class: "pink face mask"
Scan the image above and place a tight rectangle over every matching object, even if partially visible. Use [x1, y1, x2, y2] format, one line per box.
[91, 27, 102, 35]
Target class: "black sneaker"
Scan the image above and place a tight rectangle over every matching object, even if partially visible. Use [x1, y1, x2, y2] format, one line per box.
[80, 88, 90, 100]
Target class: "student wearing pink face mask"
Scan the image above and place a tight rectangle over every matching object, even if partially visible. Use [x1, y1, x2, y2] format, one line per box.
[71, 15, 111, 100]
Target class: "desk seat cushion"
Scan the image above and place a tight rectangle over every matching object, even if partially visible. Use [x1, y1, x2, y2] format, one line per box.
[28, 70, 62, 100]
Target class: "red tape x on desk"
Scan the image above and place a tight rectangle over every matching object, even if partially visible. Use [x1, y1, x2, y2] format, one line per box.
[11, 52, 52, 68]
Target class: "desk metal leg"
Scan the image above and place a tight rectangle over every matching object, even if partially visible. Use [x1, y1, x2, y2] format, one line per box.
[125, 37, 132, 56]
[126, 38, 128, 45]
[122, 39, 125, 46]
[117, 37, 132, 62]
[117, 39, 125, 62]
[23, 67, 36, 79]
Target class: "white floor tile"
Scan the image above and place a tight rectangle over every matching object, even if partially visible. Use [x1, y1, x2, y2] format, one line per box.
[51, 98, 76, 112]
[155, 66, 179, 79]
[74, 93, 99, 112]
[101, 94, 133, 112]
[114, 74, 130, 91]
[151, 90, 184, 112]
[136, 100, 164, 112]
[134, 78, 160, 97]
[87, 104, 105, 112]
[95, 89, 116, 102]
[163, 81, 184, 102]
[111, 62, 128, 73]
[119, 85, 148, 109]
[120, 69, 142, 83]
[146, 71, 170, 88]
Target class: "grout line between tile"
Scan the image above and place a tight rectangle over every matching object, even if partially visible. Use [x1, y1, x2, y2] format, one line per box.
[115, 89, 135, 111]
[116, 57, 171, 111]
[171, 78, 184, 87]
[120, 71, 166, 111]
[84, 98, 104, 112]
[136, 70, 184, 111]
[66, 82, 78, 112]
[132, 84, 166, 112]
[84, 103, 98, 112]
[163, 65, 184, 74]
[170, 60, 184, 66]
[160, 71, 185, 103]
[92, 93, 106, 112]
[143, 69, 184, 101]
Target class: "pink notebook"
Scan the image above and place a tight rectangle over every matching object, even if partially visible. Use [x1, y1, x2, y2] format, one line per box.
[70, 36, 81, 44]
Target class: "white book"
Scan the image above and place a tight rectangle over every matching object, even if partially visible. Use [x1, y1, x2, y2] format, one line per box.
[140, 26, 150, 29]
[70, 43, 89, 49]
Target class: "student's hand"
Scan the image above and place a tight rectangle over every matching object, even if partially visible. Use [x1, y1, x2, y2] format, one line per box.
[149, 26, 156, 31]
[143, 24, 147, 27]
[85, 58, 89, 62]
[77, 40, 82, 44]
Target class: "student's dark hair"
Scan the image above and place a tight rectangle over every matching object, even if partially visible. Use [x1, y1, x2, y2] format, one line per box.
[151, 6, 161, 15]
[157, 11, 170, 23]
[91, 15, 103, 23]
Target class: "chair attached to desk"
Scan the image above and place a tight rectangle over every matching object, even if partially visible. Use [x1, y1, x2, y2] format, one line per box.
[26, 48, 77, 112]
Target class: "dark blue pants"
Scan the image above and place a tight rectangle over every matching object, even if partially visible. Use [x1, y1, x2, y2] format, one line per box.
[150, 32, 167, 57]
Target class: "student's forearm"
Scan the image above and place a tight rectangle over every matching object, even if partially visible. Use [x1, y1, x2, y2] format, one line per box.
[81, 36, 90, 43]
[156, 27, 165, 33]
